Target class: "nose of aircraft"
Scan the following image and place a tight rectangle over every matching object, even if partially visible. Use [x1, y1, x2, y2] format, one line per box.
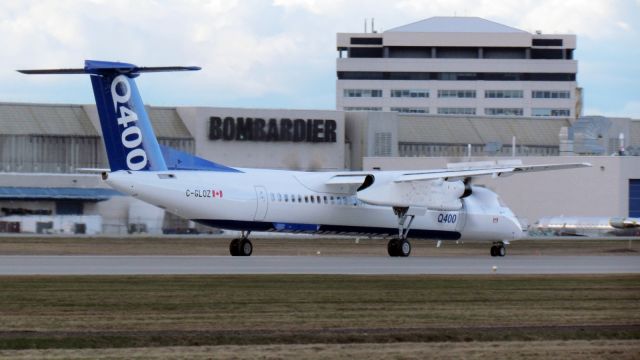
[506, 214, 525, 240]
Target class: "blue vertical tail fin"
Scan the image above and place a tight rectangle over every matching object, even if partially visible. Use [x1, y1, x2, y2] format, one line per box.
[18, 60, 200, 171]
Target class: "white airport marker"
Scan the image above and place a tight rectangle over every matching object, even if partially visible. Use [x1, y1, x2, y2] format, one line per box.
[492, 265, 498, 273]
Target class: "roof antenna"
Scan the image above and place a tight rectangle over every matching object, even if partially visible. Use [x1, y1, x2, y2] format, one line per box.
[372, 18, 376, 33]
[364, 18, 367, 33]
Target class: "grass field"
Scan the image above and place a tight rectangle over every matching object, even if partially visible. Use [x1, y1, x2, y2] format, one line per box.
[0, 274, 638, 358]
[0, 235, 636, 256]
[0, 237, 638, 358]
[1, 340, 639, 359]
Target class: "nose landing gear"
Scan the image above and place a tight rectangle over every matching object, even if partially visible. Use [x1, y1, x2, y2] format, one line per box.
[490, 242, 506, 257]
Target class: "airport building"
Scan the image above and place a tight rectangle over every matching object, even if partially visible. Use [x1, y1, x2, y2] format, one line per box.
[1, 17, 638, 235]
[336, 17, 579, 119]
[1, 101, 639, 234]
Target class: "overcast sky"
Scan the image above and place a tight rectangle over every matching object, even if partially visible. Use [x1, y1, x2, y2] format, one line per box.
[1, 0, 638, 117]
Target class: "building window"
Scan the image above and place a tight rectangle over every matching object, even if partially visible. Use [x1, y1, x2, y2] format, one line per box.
[337, 71, 576, 82]
[437, 107, 476, 115]
[484, 108, 524, 116]
[532, 39, 563, 46]
[485, 90, 523, 98]
[350, 37, 383, 45]
[55, 200, 83, 215]
[390, 89, 429, 98]
[438, 90, 476, 98]
[343, 107, 382, 111]
[390, 107, 429, 114]
[532, 90, 571, 99]
[532, 108, 571, 117]
[343, 89, 383, 97]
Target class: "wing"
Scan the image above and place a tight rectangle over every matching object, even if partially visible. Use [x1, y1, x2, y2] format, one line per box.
[324, 160, 591, 210]
[394, 161, 591, 182]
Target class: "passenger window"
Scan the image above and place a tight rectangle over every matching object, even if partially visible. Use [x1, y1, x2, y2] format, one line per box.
[270, 193, 275, 202]
[330, 196, 334, 204]
[304, 196, 309, 203]
[291, 194, 295, 203]
[323, 196, 328, 204]
[277, 193, 282, 202]
[284, 194, 289, 202]
[310, 196, 315, 204]
[298, 195, 302, 203]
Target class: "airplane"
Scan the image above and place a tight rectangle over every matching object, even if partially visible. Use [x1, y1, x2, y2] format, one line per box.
[531, 216, 640, 237]
[19, 60, 591, 257]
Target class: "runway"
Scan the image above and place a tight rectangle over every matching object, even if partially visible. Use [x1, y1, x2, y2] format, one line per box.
[0, 255, 638, 275]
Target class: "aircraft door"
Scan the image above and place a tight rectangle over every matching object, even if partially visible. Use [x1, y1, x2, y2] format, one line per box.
[254, 186, 269, 221]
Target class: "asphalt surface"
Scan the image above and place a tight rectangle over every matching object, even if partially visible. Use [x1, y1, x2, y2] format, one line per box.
[0, 255, 638, 275]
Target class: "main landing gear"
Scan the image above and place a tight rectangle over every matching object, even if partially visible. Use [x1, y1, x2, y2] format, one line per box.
[388, 207, 414, 257]
[229, 231, 253, 256]
[490, 241, 506, 257]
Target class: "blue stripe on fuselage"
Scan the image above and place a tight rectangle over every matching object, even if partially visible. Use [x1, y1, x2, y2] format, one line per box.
[192, 219, 461, 240]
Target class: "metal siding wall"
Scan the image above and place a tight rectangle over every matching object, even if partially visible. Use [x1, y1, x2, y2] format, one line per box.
[158, 138, 195, 153]
[0, 135, 106, 173]
[1, 135, 194, 173]
[629, 179, 640, 217]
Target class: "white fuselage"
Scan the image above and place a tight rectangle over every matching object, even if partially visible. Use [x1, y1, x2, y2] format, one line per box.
[105, 168, 523, 242]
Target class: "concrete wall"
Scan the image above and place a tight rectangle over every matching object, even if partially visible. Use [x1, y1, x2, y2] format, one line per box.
[177, 107, 346, 170]
[363, 156, 640, 225]
[345, 111, 399, 170]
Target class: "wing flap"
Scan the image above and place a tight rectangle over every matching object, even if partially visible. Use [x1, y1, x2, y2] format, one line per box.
[394, 162, 590, 182]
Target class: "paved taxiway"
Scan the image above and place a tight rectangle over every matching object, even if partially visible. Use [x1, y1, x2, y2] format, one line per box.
[0, 255, 638, 275]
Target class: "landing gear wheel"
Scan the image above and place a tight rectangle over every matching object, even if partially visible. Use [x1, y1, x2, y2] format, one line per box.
[229, 238, 241, 256]
[239, 238, 253, 256]
[398, 239, 411, 257]
[387, 239, 411, 257]
[490, 244, 506, 257]
[387, 239, 399, 257]
[498, 245, 506, 257]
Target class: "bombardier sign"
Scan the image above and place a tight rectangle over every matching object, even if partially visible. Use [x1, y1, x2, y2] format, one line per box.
[209, 117, 337, 143]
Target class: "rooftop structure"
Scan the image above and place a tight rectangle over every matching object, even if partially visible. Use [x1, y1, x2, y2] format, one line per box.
[336, 17, 579, 119]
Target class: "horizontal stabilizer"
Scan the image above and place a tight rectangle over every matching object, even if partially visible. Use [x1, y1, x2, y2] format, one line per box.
[18, 68, 88, 74]
[18, 60, 200, 76]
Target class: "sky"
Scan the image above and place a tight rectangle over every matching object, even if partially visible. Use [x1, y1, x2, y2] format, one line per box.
[0, 0, 639, 117]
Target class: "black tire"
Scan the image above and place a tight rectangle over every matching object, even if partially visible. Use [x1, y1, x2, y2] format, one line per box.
[239, 238, 253, 256]
[387, 239, 399, 257]
[490, 245, 497, 257]
[229, 238, 240, 256]
[398, 239, 411, 257]
[498, 245, 506, 257]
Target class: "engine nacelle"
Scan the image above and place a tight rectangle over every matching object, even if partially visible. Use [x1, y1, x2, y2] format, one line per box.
[609, 217, 640, 229]
[357, 179, 465, 211]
